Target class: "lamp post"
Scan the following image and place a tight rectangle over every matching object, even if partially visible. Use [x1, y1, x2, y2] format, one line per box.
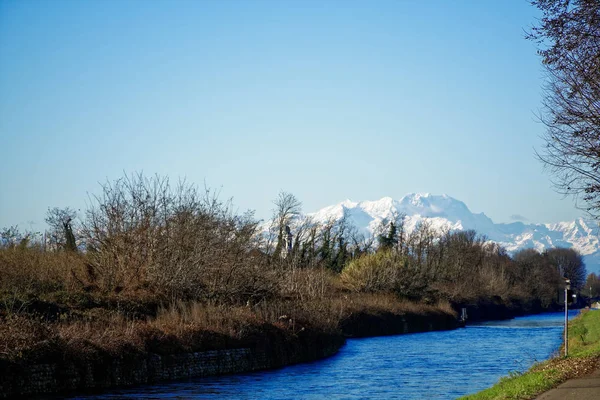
[564, 278, 571, 357]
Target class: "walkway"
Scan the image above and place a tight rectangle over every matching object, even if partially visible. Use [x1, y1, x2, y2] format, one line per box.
[536, 369, 600, 400]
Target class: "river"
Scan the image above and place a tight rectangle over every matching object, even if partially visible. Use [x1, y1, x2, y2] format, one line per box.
[71, 310, 579, 399]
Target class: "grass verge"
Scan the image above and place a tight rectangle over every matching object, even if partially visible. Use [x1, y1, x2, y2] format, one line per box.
[460, 309, 600, 400]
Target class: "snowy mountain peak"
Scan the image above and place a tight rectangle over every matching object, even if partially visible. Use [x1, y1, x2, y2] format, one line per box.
[307, 194, 600, 274]
[359, 197, 395, 218]
[340, 199, 358, 208]
[398, 193, 472, 218]
[402, 192, 433, 203]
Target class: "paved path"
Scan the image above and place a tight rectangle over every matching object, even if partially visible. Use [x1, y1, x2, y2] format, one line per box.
[536, 369, 600, 400]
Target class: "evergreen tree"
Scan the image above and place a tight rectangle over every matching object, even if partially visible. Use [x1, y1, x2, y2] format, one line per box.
[64, 219, 77, 252]
[333, 236, 349, 272]
[378, 222, 397, 251]
[319, 227, 332, 269]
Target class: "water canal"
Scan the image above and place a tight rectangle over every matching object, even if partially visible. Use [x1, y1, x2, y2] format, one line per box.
[72, 311, 579, 399]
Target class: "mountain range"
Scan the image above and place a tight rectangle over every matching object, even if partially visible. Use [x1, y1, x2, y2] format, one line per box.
[307, 193, 600, 274]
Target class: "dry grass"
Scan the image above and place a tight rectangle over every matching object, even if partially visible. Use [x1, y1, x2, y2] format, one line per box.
[152, 301, 261, 338]
[0, 248, 88, 297]
[0, 292, 457, 362]
[0, 244, 458, 364]
[330, 292, 457, 317]
[0, 315, 54, 360]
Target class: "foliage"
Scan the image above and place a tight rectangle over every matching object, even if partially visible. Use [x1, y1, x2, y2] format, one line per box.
[342, 251, 400, 292]
[340, 219, 566, 307]
[341, 251, 422, 298]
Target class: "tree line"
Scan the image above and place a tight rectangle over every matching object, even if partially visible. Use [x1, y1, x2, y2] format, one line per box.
[0, 173, 587, 310]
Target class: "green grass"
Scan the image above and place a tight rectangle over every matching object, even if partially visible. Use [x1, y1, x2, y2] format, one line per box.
[460, 369, 563, 400]
[460, 309, 600, 400]
[568, 309, 600, 357]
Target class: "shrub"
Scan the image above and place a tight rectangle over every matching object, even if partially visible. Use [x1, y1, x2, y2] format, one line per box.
[341, 251, 403, 293]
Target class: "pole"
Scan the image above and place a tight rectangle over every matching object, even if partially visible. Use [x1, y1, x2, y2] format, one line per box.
[564, 285, 568, 357]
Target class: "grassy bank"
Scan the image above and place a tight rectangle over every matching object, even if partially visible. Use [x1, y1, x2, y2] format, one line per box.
[461, 309, 600, 400]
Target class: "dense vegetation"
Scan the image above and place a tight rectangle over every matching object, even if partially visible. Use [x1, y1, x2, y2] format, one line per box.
[0, 173, 585, 369]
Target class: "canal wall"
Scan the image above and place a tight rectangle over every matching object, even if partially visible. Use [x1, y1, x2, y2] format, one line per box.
[339, 298, 560, 339]
[2, 304, 541, 398]
[0, 331, 343, 398]
[0, 309, 460, 398]
[340, 309, 459, 337]
[459, 297, 559, 322]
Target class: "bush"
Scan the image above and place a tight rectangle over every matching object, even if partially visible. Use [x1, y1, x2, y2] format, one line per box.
[341, 251, 405, 293]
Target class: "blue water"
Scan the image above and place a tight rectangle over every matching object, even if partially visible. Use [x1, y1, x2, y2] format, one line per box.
[71, 311, 580, 400]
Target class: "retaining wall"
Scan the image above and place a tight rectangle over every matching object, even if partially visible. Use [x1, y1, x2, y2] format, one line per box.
[0, 337, 343, 398]
[0, 310, 460, 398]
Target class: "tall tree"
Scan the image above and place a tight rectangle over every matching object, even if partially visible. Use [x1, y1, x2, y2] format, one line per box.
[528, 0, 600, 215]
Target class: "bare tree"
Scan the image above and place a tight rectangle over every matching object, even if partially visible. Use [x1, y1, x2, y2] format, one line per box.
[80, 172, 277, 302]
[290, 215, 314, 265]
[545, 247, 587, 291]
[528, 0, 600, 215]
[45, 207, 78, 251]
[270, 191, 302, 258]
[0, 226, 32, 249]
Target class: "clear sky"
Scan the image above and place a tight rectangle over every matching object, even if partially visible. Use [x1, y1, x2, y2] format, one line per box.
[0, 0, 586, 231]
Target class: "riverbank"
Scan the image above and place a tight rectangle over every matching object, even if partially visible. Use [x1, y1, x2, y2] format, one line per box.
[51, 310, 571, 399]
[0, 290, 462, 398]
[0, 326, 344, 398]
[0, 294, 557, 398]
[461, 309, 600, 400]
[0, 267, 559, 398]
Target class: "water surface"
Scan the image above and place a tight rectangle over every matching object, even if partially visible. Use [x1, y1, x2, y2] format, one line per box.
[72, 311, 579, 399]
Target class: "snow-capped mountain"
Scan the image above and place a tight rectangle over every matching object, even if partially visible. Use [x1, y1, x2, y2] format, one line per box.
[309, 193, 600, 274]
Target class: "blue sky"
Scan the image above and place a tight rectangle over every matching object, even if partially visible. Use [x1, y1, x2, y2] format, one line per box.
[0, 0, 585, 230]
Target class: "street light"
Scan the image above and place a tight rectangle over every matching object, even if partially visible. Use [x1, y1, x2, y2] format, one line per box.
[564, 278, 570, 357]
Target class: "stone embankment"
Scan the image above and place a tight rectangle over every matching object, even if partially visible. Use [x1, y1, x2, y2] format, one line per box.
[2, 304, 537, 398]
[0, 332, 343, 398]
